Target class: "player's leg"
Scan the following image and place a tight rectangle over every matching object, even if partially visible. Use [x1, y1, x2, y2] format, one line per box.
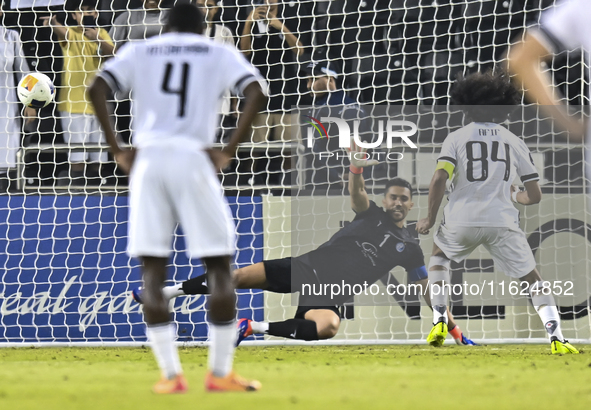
[426, 245, 451, 347]
[178, 150, 261, 391]
[128, 149, 186, 394]
[486, 228, 578, 354]
[141, 256, 187, 394]
[415, 277, 477, 346]
[519, 269, 577, 354]
[159, 262, 268, 301]
[202, 255, 260, 391]
[133, 259, 285, 304]
[427, 225, 481, 346]
[237, 306, 340, 344]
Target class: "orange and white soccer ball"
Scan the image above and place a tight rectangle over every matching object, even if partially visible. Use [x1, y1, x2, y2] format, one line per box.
[17, 72, 55, 108]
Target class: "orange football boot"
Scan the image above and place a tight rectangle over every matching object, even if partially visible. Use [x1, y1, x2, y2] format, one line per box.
[152, 374, 188, 394]
[205, 371, 261, 392]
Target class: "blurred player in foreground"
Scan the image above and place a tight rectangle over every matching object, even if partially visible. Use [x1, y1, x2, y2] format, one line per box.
[507, 0, 587, 142]
[89, 3, 267, 393]
[416, 71, 578, 354]
[134, 142, 476, 346]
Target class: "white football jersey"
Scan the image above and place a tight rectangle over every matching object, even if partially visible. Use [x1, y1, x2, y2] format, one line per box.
[99, 32, 264, 149]
[438, 122, 539, 228]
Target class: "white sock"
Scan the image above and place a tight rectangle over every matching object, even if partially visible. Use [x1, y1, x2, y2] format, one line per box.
[530, 281, 564, 341]
[432, 303, 448, 325]
[430, 280, 448, 325]
[163, 284, 186, 300]
[428, 263, 450, 325]
[250, 321, 269, 334]
[208, 321, 237, 378]
[146, 323, 183, 379]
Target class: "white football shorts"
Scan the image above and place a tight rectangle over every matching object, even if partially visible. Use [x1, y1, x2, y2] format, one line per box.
[434, 224, 536, 279]
[127, 143, 235, 259]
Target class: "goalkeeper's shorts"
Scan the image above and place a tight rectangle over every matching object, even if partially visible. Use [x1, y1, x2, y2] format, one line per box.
[434, 224, 536, 279]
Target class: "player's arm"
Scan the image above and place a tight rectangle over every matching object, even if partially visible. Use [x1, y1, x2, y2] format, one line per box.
[417, 140, 455, 235]
[507, 32, 586, 141]
[513, 140, 542, 206]
[416, 169, 448, 235]
[88, 76, 131, 169]
[225, 82, 266, 155]
[348, 137, 379, 213]
[207, 81, 266, 171]
[89, 43, 136, 172]
[349, 172, 369, 213]
[511, 180, 542, 205]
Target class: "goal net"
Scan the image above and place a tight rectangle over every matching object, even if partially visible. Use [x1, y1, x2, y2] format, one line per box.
[0, 0, 589, 345]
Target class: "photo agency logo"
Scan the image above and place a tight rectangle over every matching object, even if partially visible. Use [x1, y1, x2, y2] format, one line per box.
[304, 115, 419, 161]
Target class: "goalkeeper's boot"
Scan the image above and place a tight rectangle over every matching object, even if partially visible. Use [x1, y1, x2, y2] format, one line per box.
[132, 287, 143, 304]
[153, 374, 188, 394]
[550, 337, 579, 355]
[427, 320, 448, 347]
[455, 334, 478, 346]
[205, 371, 261, 392]
[236, 318, 253, 347]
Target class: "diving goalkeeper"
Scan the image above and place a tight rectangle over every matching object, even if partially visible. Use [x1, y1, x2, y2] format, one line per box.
[133, 143, 475, 345]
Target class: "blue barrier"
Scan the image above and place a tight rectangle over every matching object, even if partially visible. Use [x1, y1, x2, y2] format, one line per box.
[0, 195, 264, 343]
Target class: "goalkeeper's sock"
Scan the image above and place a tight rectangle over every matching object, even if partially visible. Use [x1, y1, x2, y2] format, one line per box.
[208, 320, 236, 378]
[529, 281, 565, 341]
[250, 321, 269, 334]
[146, 323, 183, 380]
[268, 319, 319, 341]
[448, 324, 462, 341]
[179, 274, 210, 295]
[162, 284, 186, 300]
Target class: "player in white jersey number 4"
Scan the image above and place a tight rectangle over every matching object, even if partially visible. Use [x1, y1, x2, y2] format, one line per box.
[89, 3, 268, 393]
[416, 71, 578, 355]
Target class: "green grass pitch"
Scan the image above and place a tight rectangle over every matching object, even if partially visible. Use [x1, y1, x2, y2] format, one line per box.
[0, 345, 589, 410]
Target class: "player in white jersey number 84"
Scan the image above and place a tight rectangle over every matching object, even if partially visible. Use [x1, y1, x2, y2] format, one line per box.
[417, 71, 578, 355]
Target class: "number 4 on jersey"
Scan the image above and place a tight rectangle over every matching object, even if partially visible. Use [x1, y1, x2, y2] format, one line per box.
[161, 62, 189, 117]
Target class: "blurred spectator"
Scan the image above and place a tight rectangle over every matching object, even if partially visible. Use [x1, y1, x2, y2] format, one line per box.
[198, 0, 233, 45]
[108, 0, 167, 146]
[42, 0, 113, 185]
[109, 0, 167, 51]
[240, 0, 302, 142]
[0, 10, 35, 191]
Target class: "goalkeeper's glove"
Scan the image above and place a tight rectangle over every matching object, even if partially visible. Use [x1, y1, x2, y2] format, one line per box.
[348, 139, 380, 174]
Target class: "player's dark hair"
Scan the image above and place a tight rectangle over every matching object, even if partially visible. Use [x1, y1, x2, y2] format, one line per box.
[166, 2, 204, 34]
[384, 178, 413, 198]
[450, 70, 520, 122]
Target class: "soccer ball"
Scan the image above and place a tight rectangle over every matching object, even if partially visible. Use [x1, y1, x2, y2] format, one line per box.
[17, 72, 55, 109]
